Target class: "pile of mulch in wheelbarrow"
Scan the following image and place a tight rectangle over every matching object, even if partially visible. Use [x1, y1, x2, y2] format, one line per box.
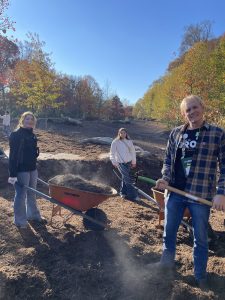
[48, 174, 113, 194]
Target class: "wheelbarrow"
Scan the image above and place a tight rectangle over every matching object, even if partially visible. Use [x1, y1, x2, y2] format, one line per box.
[137, 175, 222, 242]
[151, 188, 191, 227]
[137, 174, 223, 237]
[3, 148, 117, 230]
[17, 177, 117, 231]
[113, 168, 193, 231]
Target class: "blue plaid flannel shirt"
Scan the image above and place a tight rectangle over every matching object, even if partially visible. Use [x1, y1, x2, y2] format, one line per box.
[162, 122, 225, 200]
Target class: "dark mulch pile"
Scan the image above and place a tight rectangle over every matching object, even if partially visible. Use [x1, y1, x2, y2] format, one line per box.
[48, 174, 113, 194]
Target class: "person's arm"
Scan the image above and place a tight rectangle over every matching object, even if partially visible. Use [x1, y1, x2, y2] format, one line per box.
[130, 140, 136, 167]
[110, 140, 118, 167]
[161, 130, 174, 182]
[156, 130, 174, 190]
[212, 130, 225, 211]
[8, 132, 20, 178]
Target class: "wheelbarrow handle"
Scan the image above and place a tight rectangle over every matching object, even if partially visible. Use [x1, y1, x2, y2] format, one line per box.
[135, 185, 194, 232]
[37, 177, 49, 187]
[14, 182, 109, 229]
[113, 170, 193, 232]
[137, 176, 212, 207]
[13, 178, 49, 188]
[4, 152, 49, 187]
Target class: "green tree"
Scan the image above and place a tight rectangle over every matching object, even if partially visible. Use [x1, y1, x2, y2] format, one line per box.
[11, 59, 61, 113]
[10, 34, 62, 114]
[0, 35, 19, 110]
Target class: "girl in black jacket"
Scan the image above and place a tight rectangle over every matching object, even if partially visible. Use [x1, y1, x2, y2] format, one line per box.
[8, 112, 44, 228]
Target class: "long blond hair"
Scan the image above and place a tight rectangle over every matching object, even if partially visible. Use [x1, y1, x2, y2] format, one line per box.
[17, 111, 37, 129]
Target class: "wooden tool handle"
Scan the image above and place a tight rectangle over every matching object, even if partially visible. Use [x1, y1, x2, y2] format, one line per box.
[167, 185, 212, 206]
[137, 176, 212, 207]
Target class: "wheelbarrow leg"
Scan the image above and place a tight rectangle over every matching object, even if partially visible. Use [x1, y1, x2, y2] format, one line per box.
[50, 204, 63, 225]
[22, 185, 110, 230]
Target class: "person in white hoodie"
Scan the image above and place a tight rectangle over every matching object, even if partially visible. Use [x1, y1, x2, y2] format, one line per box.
[0, 111, 11, 137]
[110, 128, 139, 201]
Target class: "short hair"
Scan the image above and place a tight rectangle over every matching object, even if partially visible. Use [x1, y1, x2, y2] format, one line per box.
[180, 95, 204, 115]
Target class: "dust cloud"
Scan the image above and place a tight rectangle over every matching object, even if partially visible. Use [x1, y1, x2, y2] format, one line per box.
[104, 230, 174, 298]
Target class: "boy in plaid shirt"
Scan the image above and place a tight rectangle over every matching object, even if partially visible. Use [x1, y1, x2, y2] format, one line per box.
[156, 95, 225, 288]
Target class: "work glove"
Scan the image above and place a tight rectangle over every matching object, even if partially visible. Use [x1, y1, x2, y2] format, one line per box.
[8, 177, 18, 185]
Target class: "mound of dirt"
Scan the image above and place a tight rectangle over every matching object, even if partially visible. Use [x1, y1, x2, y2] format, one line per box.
[48, 174, 113, 194]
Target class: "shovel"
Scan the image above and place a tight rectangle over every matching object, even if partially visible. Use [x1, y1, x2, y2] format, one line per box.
[136, 175, 212, 207]
[112, 167, 193, 231]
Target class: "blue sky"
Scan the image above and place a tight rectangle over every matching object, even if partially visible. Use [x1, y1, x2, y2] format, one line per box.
[6, 0, 225, 104]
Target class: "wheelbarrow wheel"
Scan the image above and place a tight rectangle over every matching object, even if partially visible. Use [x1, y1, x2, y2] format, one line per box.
[83, 208, 107, 231]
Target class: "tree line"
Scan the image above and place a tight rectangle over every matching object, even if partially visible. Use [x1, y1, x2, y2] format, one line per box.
[0, 32, 131, 119]
[133, 21, 225, 128]
[0, 1, 131, 119]
[1, 3, 224, 126]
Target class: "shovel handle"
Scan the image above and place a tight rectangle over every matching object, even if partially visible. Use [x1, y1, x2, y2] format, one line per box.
[137, 176, 212, 207]
[166, 185, 212, 207]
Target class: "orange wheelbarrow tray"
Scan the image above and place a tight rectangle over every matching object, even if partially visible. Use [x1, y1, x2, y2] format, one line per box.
[25, 178, 117, 230]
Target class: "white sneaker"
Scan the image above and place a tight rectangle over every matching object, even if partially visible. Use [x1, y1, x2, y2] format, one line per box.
[134, 196, 141, 202]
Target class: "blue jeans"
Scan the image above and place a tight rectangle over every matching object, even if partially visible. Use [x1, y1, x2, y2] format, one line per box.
[161, 192, 210, 280]
[118, 162, 137, 200]
[14, 170, 41, 226]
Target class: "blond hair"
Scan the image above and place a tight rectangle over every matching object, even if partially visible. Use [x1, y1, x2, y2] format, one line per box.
[17, 111, 37, 129]
[180, 95, 204, 115]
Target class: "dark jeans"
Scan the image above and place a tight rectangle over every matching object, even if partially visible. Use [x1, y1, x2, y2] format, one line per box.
[118, 162, 137, 200]
[161, 192, 210, 280]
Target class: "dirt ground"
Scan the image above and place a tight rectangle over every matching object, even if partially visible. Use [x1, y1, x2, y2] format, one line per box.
[0, 120, 225, 300]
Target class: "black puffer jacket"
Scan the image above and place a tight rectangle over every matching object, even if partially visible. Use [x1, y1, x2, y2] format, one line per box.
[9, 127, 39, 177]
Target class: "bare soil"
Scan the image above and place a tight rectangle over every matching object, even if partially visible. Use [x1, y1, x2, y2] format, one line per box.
[0, 120, 224, 300]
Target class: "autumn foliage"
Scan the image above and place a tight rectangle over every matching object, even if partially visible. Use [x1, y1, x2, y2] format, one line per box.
[1, 12, 224, 124]
[133, 34, 225, 127]
[0, 32, 125, 119]
[1, 1, 126, 119]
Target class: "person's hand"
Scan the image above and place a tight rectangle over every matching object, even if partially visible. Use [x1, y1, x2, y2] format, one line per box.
[113, 163, 119, 168]
[155, 178, 169, 191]
[8, 177, 17, 185]
[131, 163, 136, 169]
[212, 195, 225, 211]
